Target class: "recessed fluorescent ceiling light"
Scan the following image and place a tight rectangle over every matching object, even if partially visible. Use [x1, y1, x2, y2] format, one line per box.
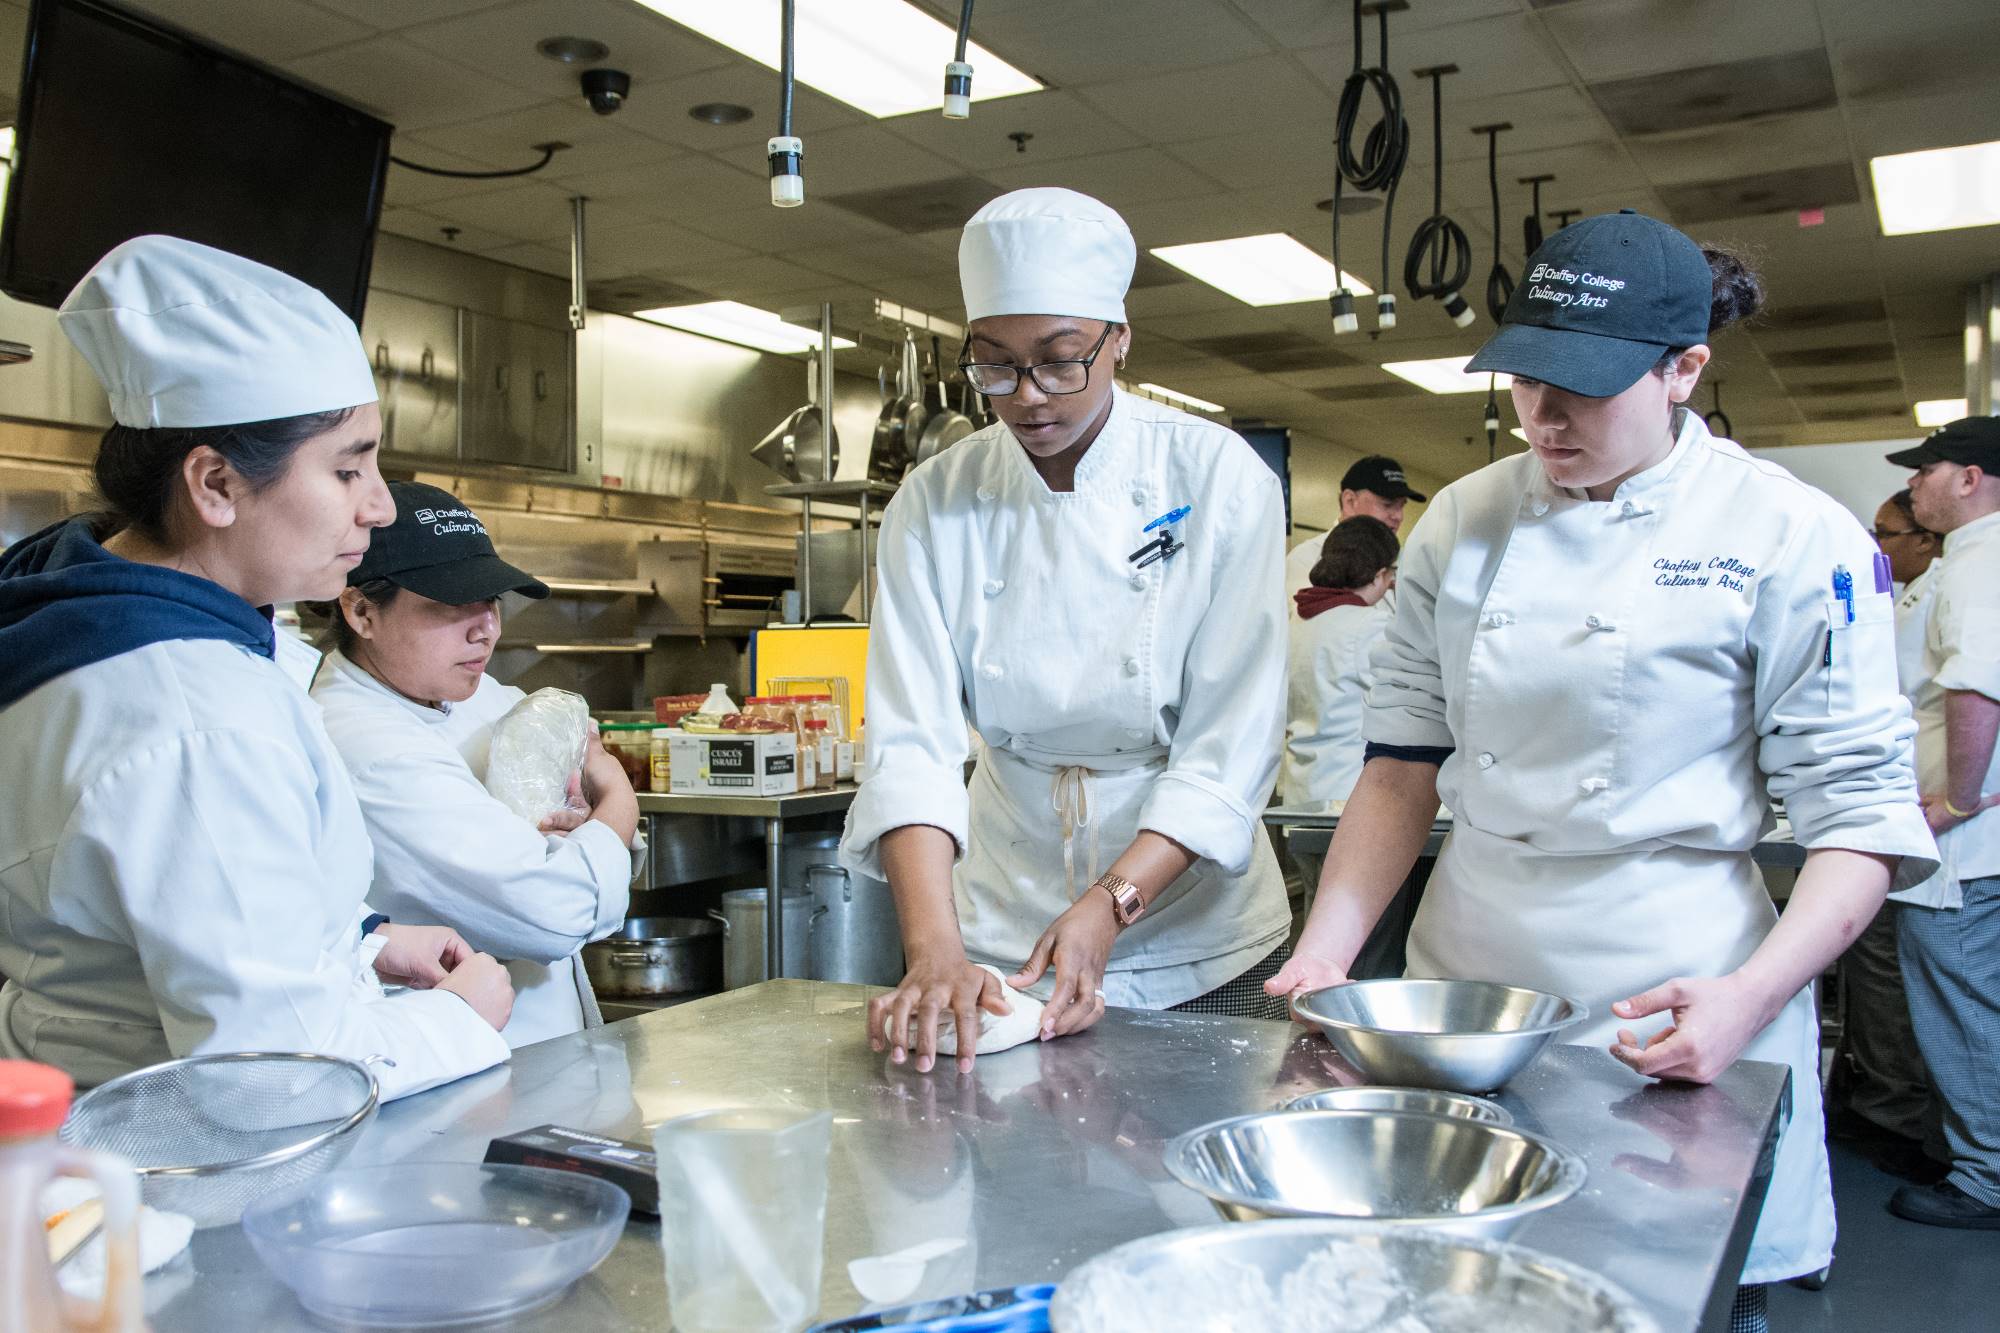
[1138, 382, 1225, 413]
[636, 1, 1040, 118]
[1914, 398, 1968, 428]
[0, 127, 14, 158]
[1870, 140, 2000, 236]
[1380, 356, 1511, 395]
[633, 301, 856, 354]
[1150, 233, 1372, 306]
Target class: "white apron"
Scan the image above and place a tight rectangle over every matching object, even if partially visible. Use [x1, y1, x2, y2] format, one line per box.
[958, 743, 1288, 1009]
[1409, 828, 1828, 1283]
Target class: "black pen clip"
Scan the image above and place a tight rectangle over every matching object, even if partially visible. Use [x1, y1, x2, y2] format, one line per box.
[1129, 531, 1182, 568]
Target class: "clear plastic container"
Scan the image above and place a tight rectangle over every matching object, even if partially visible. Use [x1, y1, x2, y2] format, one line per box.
[802, 719, 836, 790]
[701, 682, 738, 715]
[654, 1108, 831, 1333]
[0, 1060, 143, 1333]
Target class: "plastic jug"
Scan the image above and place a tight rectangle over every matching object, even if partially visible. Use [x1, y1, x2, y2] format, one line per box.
[0, 1061, 144, 1333]
[700, 682, 738, 716]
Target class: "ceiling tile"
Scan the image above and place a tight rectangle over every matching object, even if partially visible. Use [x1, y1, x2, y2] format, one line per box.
[1229, 0, 1518, 49]
[1538, 0, 1822, 83]
[823, 177, 1005, 235]
[1076, 53, 1332, 146]
[402, 101, 663, 179]
[117, 0, 371, 62]
[425, 180, 589, 242]
[651, 255, 854, 301]
[584, 219, 751, 277]
[882, 91, 1144, 173]
[554, 152, 766, 219]
[677, 201, 897, 254]
[1656, 162, 1858, 226]
[950, 0, 1274, 87]
[606, 65, 860, 153]
[309, 0, 505, 29]
[1842, 88, 2000, 160]
[1306, 13, 1574, 104]
[982, 146, 1223, 211]
[788, 238, 956, 286]
[481, 239, 572, 278]
[1589, 50, 1836, 138]
[385, 143, 539, 208]
[287, 34, 545, 130]
[778, 123, 965, 194]
[399, 0, 735, 102]
[1622, 107, 1850, 188]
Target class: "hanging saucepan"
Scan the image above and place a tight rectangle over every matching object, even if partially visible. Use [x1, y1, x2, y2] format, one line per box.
[897, 333, 932, 468]
[751, 354, 838, 482]
[869, 336, 917, 483]
[913, 336, 974, 469]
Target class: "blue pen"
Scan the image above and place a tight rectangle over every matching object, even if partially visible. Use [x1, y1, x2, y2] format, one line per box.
[1833, 565, 1854, 623]
[1144, 505, 1192, 533]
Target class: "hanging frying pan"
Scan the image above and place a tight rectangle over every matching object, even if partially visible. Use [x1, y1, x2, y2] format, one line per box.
[913, 337, 974, 469]
[897, 333, 933, 467]
[869, 338, 916, 483]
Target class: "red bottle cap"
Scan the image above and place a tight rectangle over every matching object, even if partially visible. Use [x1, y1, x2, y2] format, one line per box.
[0, 1060, 74, 1138]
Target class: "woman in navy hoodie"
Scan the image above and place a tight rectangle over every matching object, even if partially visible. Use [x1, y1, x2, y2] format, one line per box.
[0, 236, 513, 1099]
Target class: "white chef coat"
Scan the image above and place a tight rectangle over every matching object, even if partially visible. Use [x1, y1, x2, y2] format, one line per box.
[1284, 532, 1324, 621]
[840, 388, 1291, 1008]
[311, 650, 630, 1047]
[1282, 599, 1390, 806]
[1366, 409, 1937, 1282]
[1898, 510, 2000, 908]
[1892, 564, 1937, 700]
[0, 638, 511, 1099]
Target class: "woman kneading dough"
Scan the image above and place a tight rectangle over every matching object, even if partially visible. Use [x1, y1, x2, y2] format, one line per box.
[1268, 212, 1937, 1323]
[841, 188, 1293, 1073]
[0, 237, 513, 1097]
[311, 481, 639, 1048]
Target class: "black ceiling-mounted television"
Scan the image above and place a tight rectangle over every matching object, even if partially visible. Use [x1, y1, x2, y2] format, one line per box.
[1, 0, 390, 319]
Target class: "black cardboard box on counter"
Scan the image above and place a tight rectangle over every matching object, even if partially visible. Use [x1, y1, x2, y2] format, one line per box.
[483, 1123, 659, 1215]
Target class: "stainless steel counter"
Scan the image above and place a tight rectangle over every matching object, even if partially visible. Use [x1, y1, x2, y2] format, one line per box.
[147, 981, 1782, 1332]
[1266, 804, 1807, 869]
[636, 786, 860, 975]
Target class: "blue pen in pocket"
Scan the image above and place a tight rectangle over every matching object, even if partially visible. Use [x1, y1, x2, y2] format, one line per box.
[1825, 565, 1855, 668]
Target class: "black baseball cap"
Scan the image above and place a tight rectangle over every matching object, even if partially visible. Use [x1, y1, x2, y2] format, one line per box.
[351, 481, 548, 603]
[1467, 210, 1711, 398]
[1341, 455, 1427, 503]
[1885, 417, 2000, 472]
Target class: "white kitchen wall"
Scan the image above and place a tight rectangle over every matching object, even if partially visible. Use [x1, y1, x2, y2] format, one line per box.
[1749, 438, 1925, 529]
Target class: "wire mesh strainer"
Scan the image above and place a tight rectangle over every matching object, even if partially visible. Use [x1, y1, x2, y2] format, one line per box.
[58, 1051, 382, 1228]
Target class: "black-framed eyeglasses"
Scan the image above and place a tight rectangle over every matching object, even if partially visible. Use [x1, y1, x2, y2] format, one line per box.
[959, 322, 1114, 397]
[1872, 526, 1929, 540]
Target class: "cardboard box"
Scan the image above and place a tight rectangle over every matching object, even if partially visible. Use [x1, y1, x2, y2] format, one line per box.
[483, 1123, 659, 1215]
[668, 730, 798, 796]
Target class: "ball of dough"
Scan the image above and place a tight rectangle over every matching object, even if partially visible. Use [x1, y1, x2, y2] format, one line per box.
[933, 964, 1046, 1056]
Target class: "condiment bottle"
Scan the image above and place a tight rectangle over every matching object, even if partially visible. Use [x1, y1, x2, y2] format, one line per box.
[0, 1061, 144, 1333]
[649, 728, 673, 794]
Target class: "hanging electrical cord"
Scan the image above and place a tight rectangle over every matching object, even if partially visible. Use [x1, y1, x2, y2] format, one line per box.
[1402, 66, 1474, 328]
[1483, 374, 1501, 463]
[1518, 173, 1554, 256]
[942, 0, 976, 119]
[1476, 123, 1514, 324]
[1329, 0, 1409, 333]
[1704, 381, 1734, 438]
[390, 143, 565, 179]
[767, 0, 804, 206]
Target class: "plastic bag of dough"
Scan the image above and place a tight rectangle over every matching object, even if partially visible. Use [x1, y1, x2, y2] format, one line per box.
[484, 687, 591, 824]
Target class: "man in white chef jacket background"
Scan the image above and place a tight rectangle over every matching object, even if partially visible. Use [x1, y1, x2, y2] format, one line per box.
[1283, 455, 1422, 616]
[1882, 416, 2000, 1230]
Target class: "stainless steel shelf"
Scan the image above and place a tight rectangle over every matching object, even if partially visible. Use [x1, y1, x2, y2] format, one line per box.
[763, 480, 899, 501]
[635, 785, 860, 818]
[536, 577, 656, 596]
[498, 640, 654, 655]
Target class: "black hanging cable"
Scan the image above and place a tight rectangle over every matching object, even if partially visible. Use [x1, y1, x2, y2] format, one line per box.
[768, 0, 803, 205]
[1519, 173, 1554, 256]
[1704, 381, 1733, 438]
[390, 144, 562, 179]
[1402, 67, 1474, 327]
[943, 0, 976, 118]
[1329, 0, 1409, 333]
[1477, 124, 1514, 324]
[1483, 374, 1501, 463]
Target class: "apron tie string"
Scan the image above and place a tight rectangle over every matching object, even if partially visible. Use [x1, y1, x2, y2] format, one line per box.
[1051, 765, 1101, 902]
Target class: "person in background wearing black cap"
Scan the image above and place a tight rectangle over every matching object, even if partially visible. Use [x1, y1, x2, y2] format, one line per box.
[311, 481, 639, 1048]
[1268, 210, 1937, 1327]
[1284, 456, 1426, 617]
[1878, 417, 2000, 1229]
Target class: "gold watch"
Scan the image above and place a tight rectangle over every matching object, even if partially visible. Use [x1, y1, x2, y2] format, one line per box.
[1094, 872, 1145, 926]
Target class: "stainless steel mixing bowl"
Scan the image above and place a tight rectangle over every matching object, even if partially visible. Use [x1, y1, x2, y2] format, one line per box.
[1280, 1084, 1512, 1125]
[1292, 978, 1587, 1092]
[1050, 1219, 1659, 1333]
[1163, 1109, 1585, 1240]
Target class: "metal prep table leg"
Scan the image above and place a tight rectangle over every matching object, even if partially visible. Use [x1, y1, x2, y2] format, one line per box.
[766, 816, 785, 980]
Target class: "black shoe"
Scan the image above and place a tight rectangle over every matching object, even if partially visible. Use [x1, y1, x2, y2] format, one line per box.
[1889, 1180, 2000, 1229]
[1867, 1136, 1951, 1185]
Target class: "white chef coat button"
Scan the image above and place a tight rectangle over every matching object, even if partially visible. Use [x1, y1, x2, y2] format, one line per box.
[1129, 572, 1146, 590]
[1620, 501, 1638, 518]
[1482, 612, 1506, 629]
[1131, 490, 1147, 507]
[977, 485, 997, 502]
[1008, 735, 1024, 751]
[1532, 501, 1550, 516]
[1584, 614, 1602, 630]
[983, 578, 1005, 597]
[1125, 727, 1147, 741]
[980, 662, 1004, 681]
[1580, 777, 1609, 794]
[1477, 752, 1495, 769]
[1122, 657, 1141, 677]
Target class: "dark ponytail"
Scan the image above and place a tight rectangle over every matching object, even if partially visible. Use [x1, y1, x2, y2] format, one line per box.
[1654, 245, 1763, 376]
[93, 406, 359, 543]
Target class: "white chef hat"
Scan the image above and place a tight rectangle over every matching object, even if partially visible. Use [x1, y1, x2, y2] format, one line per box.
[58, 235, 378, 429]
[958, 188, 1135, 324]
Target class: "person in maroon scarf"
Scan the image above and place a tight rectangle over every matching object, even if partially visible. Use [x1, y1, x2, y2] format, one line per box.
[1283, 516, 1400, 807]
